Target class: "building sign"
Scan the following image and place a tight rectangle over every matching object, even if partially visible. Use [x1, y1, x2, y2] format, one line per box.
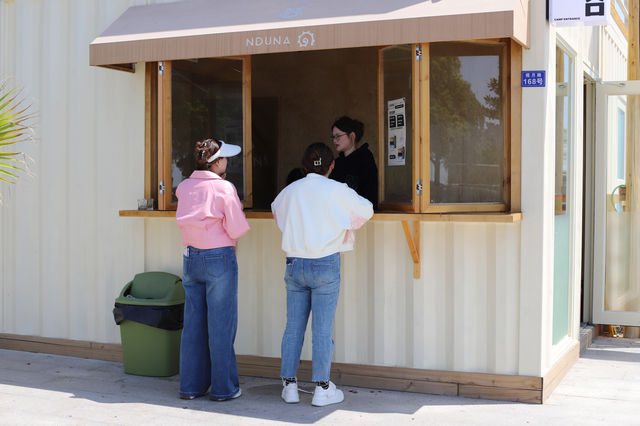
[521, 71, 546, 88]
[246, 30, 315, 49]
[549, 0, 611, 27]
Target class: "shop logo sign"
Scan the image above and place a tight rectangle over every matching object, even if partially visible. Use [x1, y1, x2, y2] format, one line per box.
[549, 0, 610, 27]
[245, 30, 316, 49]
[246, 35, 291, 48]
[297, 31, 315, 48]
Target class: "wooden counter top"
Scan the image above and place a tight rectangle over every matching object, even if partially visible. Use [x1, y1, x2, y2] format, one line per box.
[119, 210, 522, 223]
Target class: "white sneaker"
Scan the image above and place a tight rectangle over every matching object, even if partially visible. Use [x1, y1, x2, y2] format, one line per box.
[210, 388, 241, 401]
[311, 381, 344, 407]
[281, 380, 299, 403]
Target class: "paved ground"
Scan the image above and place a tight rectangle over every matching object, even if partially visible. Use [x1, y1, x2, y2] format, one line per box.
[0, 337, 639, 425]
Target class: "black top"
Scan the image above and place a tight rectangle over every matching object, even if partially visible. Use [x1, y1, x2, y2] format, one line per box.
[330, 143, 378, 209]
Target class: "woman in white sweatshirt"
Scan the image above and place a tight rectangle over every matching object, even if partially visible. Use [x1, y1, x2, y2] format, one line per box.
[271, 142, 373, 407]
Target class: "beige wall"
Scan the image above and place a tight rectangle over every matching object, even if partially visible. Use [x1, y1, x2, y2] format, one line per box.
[0, 0, 628, 378]
[0, 0, 537, 377]
[1, 0, 147, 342]
[142, 218, 521, 373]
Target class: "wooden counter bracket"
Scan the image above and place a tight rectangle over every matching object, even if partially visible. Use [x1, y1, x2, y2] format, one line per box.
[401, 220, 421, 279]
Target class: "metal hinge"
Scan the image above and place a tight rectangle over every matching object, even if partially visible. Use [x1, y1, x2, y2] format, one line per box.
[416, 45, 422, 61]
[159, 180, 165, 194]
[158, 62, 164, 75]
[416, 180, 423, 195]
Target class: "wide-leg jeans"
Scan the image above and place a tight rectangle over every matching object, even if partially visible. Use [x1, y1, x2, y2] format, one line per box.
[180, 245, 239, 400]
[280, 253, 340, 382]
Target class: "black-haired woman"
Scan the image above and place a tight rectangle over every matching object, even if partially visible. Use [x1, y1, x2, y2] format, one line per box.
[329, 116, 378, 209]
[271, 142, 373, 407]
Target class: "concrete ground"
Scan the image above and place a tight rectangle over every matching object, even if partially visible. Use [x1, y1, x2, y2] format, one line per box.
[0, 337, 639, 425]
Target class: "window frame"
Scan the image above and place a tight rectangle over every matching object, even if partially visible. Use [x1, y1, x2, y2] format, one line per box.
[145, 40, 521, 214]
[153, 57, 253, 211]
[377, 44, 422, 213]
[421, 39, 516, 213]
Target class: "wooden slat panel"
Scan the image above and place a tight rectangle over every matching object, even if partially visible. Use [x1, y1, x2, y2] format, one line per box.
[420, 43, 430, 212]
[459, 385, 541, 404]
[336, 373, 459, 396]
[238, 355, 535, 398]
[0, 334, 122, 363]
[412, 43, 421, 213]
[1, 334, 536, 395]
[158, 60, 173, 210]
[332, 363, 540, 390]
[145, 62, 158, 201]
[1, 334, 545, 403]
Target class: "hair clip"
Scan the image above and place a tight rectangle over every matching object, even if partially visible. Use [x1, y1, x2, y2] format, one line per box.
[314, 159, 322, 166]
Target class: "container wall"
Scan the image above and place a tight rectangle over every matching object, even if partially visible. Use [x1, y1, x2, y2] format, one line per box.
[0, 0, 148, 343]
[143, 219, 522, 374]
[0, 0, 550, 378]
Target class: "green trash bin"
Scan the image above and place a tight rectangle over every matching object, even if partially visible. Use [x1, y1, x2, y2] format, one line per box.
[113, 271, 185, 377]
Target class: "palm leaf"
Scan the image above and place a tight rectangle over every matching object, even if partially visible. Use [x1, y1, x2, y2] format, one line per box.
[0, 81, 35, 195]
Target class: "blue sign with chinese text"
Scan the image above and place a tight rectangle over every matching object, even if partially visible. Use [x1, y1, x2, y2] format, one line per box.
[521, 71, 546, 87]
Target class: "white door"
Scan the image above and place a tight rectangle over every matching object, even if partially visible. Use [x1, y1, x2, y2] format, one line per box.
[593, 81, 640, 326]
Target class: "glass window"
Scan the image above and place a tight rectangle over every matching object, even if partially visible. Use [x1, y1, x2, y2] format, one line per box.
[553, 45, 573, 345]
[381, 45, 413, 206]
[429, 42, 504, 204]
[170, 58, 245, 203]
[147, 41, 516, 214]
[251, 47, 379, 210]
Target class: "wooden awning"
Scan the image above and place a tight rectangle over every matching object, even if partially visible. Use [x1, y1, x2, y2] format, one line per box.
[90, 0, 529, 67]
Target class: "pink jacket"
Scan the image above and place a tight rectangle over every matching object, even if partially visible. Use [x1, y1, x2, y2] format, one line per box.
[176, 170, 250, 249]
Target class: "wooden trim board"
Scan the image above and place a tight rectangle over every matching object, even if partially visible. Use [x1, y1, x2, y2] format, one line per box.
[541, 340, 580, 402]
[119, 210, 523, 223]
[0, 333, 123, 363]
[0, 333, 578, 404]
[90, 5, 529, 66]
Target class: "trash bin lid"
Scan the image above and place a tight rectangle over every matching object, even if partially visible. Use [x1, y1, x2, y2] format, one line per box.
[116, 271, 185, 306]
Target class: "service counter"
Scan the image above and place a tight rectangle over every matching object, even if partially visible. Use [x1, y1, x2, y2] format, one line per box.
[120, 211, 545, 402]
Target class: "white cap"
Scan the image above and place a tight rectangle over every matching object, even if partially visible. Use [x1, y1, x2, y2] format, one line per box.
[207, 140, 242, 163]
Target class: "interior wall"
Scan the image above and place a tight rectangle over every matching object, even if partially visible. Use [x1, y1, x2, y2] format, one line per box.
[252, 47, 379, 194]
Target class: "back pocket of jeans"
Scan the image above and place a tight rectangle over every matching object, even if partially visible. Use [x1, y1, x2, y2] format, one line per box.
[311, 261, 338, 284]
[204, 254, 227, 279]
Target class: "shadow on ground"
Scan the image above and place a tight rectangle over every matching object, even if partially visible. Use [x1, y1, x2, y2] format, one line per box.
[0, 349, 515, 424]
[580, 337, 640, 363]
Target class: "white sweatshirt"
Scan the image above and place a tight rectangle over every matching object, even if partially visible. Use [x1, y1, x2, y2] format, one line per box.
[271, 173, 374, 259]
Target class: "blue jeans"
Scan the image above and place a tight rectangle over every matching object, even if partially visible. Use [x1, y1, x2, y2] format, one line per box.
[280, 253, 341, 382]
[179, 246, 239, 399]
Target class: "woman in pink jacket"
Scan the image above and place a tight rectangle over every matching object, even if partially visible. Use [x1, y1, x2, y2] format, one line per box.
[176, 139, 250, 402]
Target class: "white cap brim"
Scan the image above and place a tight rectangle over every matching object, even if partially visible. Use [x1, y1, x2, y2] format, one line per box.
[207, 140, 242, 163]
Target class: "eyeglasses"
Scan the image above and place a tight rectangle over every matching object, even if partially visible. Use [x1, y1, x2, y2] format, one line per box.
[330, 133, 347, 141]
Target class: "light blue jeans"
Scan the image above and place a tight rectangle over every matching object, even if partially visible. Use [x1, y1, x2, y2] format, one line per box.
[179, 246, 239, 400]
[280, 253, 340, 382]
